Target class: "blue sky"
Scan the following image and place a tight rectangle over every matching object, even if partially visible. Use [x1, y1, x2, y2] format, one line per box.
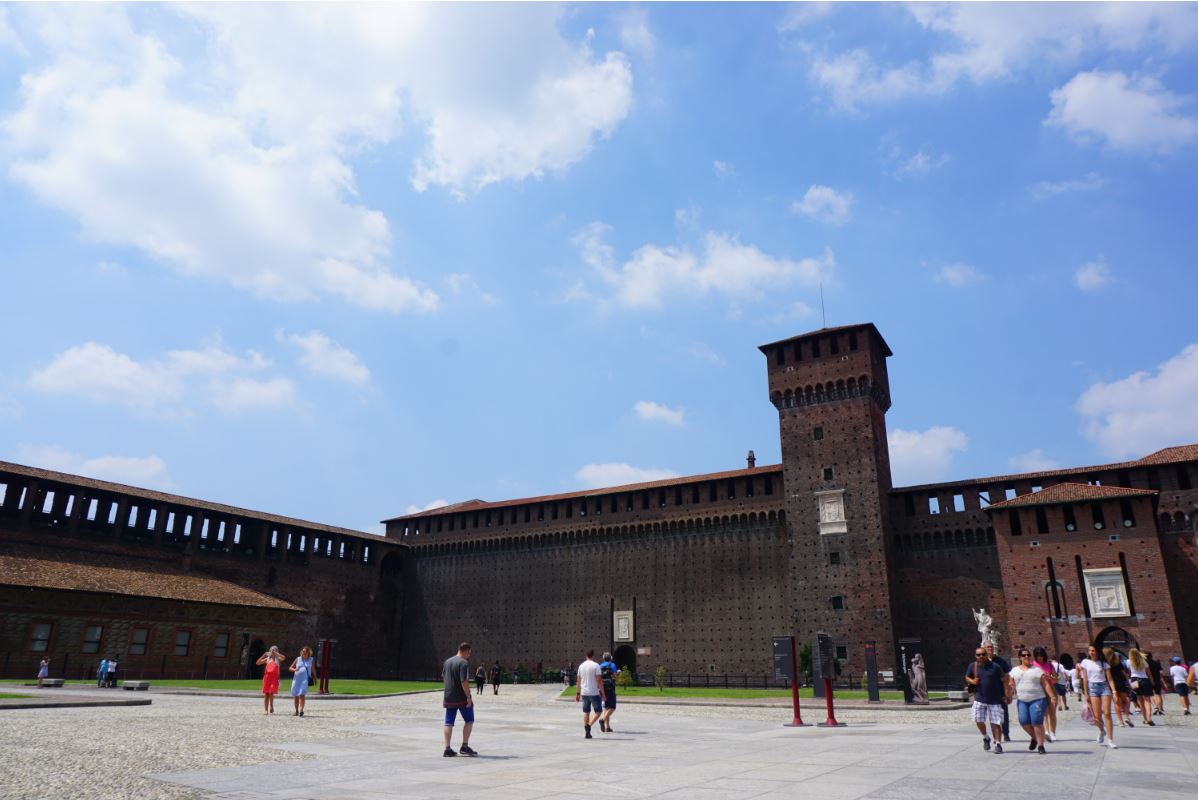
[1, 3, 1196, 533]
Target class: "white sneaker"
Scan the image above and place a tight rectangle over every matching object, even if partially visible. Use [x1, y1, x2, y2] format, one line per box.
[1097, 729, 1105, 744]
[1046, 732, 1056, 742]
[1106, 740, 1118, 749]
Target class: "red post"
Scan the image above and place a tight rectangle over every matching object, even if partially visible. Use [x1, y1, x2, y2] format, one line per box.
[821, 678, 841, 727]
[784, 636, 809, 727]
[318, 639, 332, 695]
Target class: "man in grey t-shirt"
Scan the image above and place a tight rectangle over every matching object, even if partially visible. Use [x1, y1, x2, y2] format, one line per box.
[442, 642, 477, 757]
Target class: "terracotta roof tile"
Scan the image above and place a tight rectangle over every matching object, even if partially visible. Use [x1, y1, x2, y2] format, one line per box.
[984, 483, 1157, 511]
[0, 546, 303, 611]
[758, 323, 893, 357]
[893, 443, 1198, 492]
[0, 460, 383, 544]
[385, 464, 784, 522]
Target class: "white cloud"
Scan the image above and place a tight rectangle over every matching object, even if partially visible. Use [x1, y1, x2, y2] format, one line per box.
[1046, 71, 1198, 153]
[446, 273, 500, 306]
[713, 160, 737, 179]
[1075, 260, 1112, 291]
[1, 5, 633, 311]
[14, 444, 175, 490]
[888, 426, 968, 486]
[0, 6, 23, 54]
[633, 400, 684, 426]
[29, 340, 293, 415]
[1076, 343, 1198, 459]
[683, 342, 727, 368]
[404, 498, 450, 516]
[282, 331, 370, 385]
[575, 222, 833, 311]
[575, 462, 678, 489]
[893, 148, 950, 179]
[935, 263, 987, 288]
[765, 301, 817, 326]
[618, 8, 656, 60]
[675, 203, 701, 230]
[792, 184, 853, 225]
[1007, 448, 1061, 473]
[806, 4, 1198, 111]
[778, 2, 834, 32]
[1030, 172, 1106, 199]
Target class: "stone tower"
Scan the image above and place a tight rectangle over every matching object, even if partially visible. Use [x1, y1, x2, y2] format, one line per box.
[759, 323, 899, 673]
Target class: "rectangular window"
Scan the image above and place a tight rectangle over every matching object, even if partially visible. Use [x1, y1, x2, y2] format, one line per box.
[830, 595, 845, 610]
[565, 502, 572, 518]
[130, 627, 149, 656]
[641, 493, 649, 510]
[726, 480, 736, 499]
[1035, 507, 1049, 534]
[174, 630, 191, 657]
[538, 505, 545, 521]
[823, 467, 834, 481]
[903, 494, 916, 516]
[1004, 487, 1016, 501]
[611, 496, 618, 514]
[764, 476, 773, 495]
[708, 483, 717, 502]
[953, 493, 965, 512]
[214, 632, 230, 658]
[675, 487, 683, 506]
[829, 551, 841, 565]
[811, 338, 821, 358]
[658, 490, 666, 508]
[1146, 468, 1160, 490]
[1009, 509, 1023, 536]
[1118, 499, 1135, 528]
[692, 486, 700, 503]
[978, 490, 990, 508]
[1063, 504, 1077, 531]
[928, 495, 940, 515]
[745, 479, 754, 498]
[30, 622, 52, 653]
[551, 504, 559, 520]
[829, 336, 840, 355]
[472, 512, 479, 528]
[813, 426, 824, 441]
[835, 645, 848, 661]
[82, 625, 103, 654]
[1090, 502, 1106, 530]
[794, 341, 803, 361]
[774, 346, 785, 366]
[849, 330, 859, 351]
[1178, 466, 1193, 491]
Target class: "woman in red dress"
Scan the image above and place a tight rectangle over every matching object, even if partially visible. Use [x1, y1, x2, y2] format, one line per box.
[256, 645, 286, 715]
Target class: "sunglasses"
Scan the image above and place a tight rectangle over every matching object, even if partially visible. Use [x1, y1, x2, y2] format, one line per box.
[1019, 653, 1031, 658]
[975, 652, 986, 657]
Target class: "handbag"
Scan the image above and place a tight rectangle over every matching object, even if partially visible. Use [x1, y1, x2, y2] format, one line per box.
[1080, 703, 1094, 722]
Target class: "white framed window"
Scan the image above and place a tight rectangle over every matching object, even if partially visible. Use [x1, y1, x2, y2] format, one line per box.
[82, 625, 103, 654]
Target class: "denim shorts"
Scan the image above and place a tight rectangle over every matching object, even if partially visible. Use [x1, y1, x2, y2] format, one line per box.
[1017, 698, 1047, 726]
[443, 705, 475, 726]
[582, 694, 603, 714]
[1055, 683, 1067, 697]
[1088, 682, 1112, 698]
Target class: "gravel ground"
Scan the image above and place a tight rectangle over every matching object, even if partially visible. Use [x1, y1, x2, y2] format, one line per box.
[2, 685, 1194, 800]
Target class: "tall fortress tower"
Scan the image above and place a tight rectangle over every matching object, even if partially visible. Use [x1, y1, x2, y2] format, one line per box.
[760, 323, 899, 669]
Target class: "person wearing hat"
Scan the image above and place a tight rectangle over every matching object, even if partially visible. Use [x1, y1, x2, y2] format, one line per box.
[1168, 657, 1191, 715]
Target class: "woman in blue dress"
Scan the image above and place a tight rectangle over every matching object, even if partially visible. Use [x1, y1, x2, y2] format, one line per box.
[289, 646, 315, 716]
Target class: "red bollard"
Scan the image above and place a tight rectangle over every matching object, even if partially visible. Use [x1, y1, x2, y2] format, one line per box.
[818, 678, 844, 727]
[784, 637, 809, 727]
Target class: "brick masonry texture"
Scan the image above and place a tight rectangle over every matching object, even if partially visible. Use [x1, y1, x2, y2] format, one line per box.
[2, 322, 1196, 685]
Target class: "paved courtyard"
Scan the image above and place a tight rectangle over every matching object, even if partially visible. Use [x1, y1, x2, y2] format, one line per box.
[2, 683, 1195, 799]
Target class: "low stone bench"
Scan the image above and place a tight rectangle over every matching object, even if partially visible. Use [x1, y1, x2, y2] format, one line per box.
[946, 690, 970, 702]
[122, 681, 151, 691]
[40, 678, 64, 688]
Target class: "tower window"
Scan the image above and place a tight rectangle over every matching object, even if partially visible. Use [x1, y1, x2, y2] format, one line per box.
[830, 595, 845, 610]
[794, 341, 803, 361]
[1063, 504, 1077, 531]
[674, 487, 683, 506]
[978, 490, 990, 508]
[642, 493, 649, 510]
[708, 482, 717, 502]
[812, 338, 821, 358]
[764, 476, 773, 495]
[658, 490, 666, 508]
[813, 426, 824, 441]
[551, 504, 558, 520]
[1009, 509, 1022, 536]
[1004, 487, 1016, 501]
[745, 479, 754, 497]
[928, 495, 940, 515]
[565, 502, 572, 518]
[903, 494, 916, 516]
[726, 480, 736, 499]
[1177, 466, 1192, 491]
[830, 336, 840, 355]
[822, 467, 834, 481]
[1119, 499, 1135, 528]
[829, 551, 841, 565]
[1035, 507, 1048, 534]
[691, 485, 700, 503]
[774, 346, 785, 366]
[835, 645, 848, 661]
[849, 330, 859, 350]
[953, 493, 965, 512]
[1090, 502, 1105, 530]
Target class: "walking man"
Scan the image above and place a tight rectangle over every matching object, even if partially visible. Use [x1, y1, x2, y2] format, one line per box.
[598, 652, 619, 733]
[106, 655, 118, 688]
[442, 642, 478, 757]
[984, 640, 1011, 740]
[575, 649, 606, 739]
[965, 645, 1012, 754]
[474, 664, 486, 695]
[489, 659, 502, 695]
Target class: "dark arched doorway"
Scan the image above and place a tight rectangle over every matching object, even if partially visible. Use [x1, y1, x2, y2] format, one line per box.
[246, 639, 266, 679]
[1094, 626, 1138, 656]
[379, 552, 405, 676]
[614, 645, 636, 677]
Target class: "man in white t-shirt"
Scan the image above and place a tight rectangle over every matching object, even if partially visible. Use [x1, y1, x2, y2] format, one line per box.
[575, 649, 607, 739]
[1168, 657, 1191, 715]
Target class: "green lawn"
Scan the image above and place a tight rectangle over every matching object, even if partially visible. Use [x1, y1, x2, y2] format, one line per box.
[0, 693, 33, 699]
[61, 679, 439, 695]
[559, 685, 929, 701]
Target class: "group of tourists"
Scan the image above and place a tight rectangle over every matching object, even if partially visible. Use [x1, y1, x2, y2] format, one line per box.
[256, 645, 317, 717]
[440, 642, 623, 757]
[966, 639, 1196, 754]
[95, 655, 120, 687]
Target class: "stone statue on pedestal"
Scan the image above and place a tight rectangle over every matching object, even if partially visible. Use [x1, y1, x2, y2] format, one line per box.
[907, 653, 929, 704]
[972, 607, 999, 648]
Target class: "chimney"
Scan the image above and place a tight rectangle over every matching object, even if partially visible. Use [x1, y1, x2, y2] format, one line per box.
[746, 450, 756, 469]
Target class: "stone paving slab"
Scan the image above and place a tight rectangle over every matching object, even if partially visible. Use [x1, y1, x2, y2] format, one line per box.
[139, 686, 1197, 800]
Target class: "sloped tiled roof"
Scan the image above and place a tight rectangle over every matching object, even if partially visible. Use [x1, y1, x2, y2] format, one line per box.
[984, 483, 1157, 511]
[894, 443, 1198, 492]
[0, 460, 382, 543]
[0, 547, 303, 611]
[758, 322, 893, 357]
[385, 464, 784, 522]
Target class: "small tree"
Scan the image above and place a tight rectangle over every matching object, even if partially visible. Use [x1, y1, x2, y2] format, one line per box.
[653, 664, 668, 692]
[616, 667, 633, 689]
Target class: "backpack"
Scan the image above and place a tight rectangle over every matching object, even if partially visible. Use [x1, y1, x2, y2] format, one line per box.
[600, 662, 616, 689]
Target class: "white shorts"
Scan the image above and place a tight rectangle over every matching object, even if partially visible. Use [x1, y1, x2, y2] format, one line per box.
[972, 701, 1004, 725]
